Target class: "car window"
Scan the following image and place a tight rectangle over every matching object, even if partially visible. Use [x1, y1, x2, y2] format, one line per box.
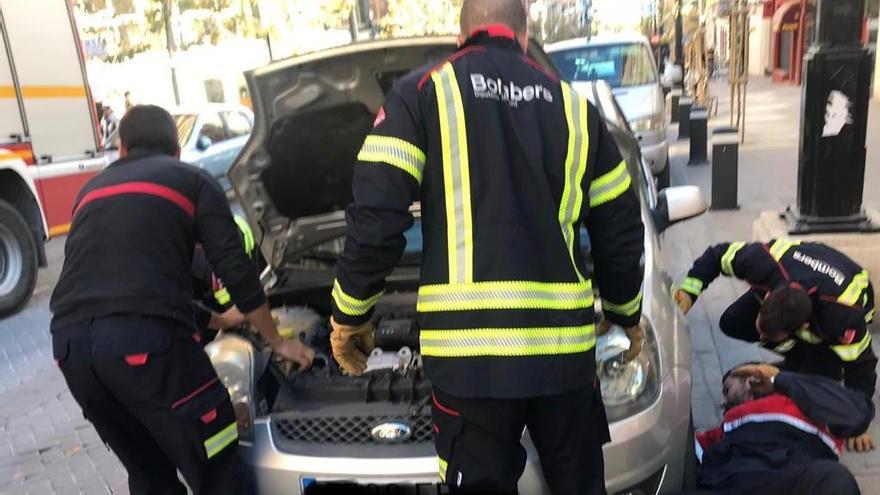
[223, 111, 252, 139]
[174, 114, 198, 146]
[198, 113, 229, 144]
[551, 43, 657, 88]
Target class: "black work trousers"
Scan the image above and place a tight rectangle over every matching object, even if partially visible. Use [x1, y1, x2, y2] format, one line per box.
[431, 385, 610, 495]
[679, 459, 860, 495]
[718, 291, 844, 380]
[52, 316, 244, 495]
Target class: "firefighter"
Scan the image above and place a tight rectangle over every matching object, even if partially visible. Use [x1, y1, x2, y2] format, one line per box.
[675, 240, 877, 452]
[191, 215, 259, 344]
[49, 105, 314, 495]
[328, 0, 645, 493]
[687, 363, 873, 495]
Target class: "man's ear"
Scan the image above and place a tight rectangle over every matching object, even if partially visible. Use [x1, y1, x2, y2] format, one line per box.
[457, 34, 465, 47]
[518, 26, 529, 53]
[118, 143, 128, 158]
[174, 147, 181, 160]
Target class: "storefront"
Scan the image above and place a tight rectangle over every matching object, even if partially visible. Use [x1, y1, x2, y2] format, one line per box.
[770, 0, 806, 84]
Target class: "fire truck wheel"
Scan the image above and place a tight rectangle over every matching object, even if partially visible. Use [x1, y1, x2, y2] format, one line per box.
[0, 199, 37, 317]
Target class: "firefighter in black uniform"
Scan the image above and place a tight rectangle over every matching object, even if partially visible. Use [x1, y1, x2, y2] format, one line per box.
[191, 215, 259, 344]
[328, 1, 645, 493]
[49, 105, 314, 495]
[675, 240, 877, 452]
[686, 363, 873, 495]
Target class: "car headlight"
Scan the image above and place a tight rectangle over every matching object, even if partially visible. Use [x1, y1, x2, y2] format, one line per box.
[206, 334, 257, 442]
[596, 317, 661, 422]
[630, 114, 665, 133]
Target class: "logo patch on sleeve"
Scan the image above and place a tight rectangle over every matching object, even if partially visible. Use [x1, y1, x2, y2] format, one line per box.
[841, 329, 857, 345]
[373, 107, 386, 128]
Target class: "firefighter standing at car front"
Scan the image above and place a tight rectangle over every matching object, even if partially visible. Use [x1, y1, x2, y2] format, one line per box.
[328, 1, 645, 493]
[675, 240, 878, 452]
[49, 105, 314, 495]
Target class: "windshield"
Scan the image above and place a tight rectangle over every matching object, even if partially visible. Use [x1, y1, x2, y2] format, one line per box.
[550, 43, 657, 88]
[174, 114, 198, 146]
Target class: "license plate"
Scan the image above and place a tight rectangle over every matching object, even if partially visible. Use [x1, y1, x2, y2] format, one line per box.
[301, 478, 448, 495]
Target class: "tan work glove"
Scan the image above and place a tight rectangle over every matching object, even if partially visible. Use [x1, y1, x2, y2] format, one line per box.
[330, 317, 375, 375]
[597, 318, 644, 363]
[675, 290, 694, 315]
[847, 432, 876, 453]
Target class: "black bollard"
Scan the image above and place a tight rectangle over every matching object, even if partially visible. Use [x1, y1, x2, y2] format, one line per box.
[679, 97, 693, 140]
[711, 127, 739, 209]
[670, 89, 682, 124]
[688, 106, 708, 165]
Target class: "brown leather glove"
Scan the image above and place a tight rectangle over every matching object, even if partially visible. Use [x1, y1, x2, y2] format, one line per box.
[674, 290, 694, 314]
[330, 317, 375, 375]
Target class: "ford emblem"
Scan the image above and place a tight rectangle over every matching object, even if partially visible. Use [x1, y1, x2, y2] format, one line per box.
[371, 421, 412, 443]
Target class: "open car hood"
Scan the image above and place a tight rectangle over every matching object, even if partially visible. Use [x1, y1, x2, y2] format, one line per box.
[229, 37, 560, 273]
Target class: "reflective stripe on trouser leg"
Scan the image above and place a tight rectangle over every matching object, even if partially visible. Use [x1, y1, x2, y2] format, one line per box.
[204, 422, 238, 459]
[559, 82, 589, 281]
[432, 63, 473, 284]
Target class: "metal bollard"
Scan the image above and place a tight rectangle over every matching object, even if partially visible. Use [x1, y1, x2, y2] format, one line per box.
[669, 89, 683, 124]
[688, 106, 709, 165]
[678, 97, 693, 140]
[711, 127, 739, 209]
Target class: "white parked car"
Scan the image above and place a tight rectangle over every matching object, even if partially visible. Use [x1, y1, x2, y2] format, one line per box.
[547, 36, 671, 189]
[174, 104, 254, 192]
[210, 37, 707, 494]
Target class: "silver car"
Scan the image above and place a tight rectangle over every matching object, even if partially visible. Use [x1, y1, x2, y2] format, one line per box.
[210, 37, 706, 495]
[547, 36, 671, 189]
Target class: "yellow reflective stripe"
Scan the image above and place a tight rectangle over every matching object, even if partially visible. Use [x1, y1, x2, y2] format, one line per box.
[796, 329, 823, 344]
[866, 309, 875, 323]
[559, 83, 590, 281]
[838, 271, 870, 306]
[831, 331, 872, 362]
[420, 326, 596, 357]
[721, 242, 746, 277]
[204, 422, 238, 459]
[358, 135, 427, 184]
[234, 215, 256, 255]
[589, 160, 632, 208]
[602, 291, 643, 317]
[214, 287, 231, 306]
[769, 239, 800, 261]
[680, 277, 704, 297]
[417, 280, 594, 312]
[331, 280, 384, 316]
[773, 339, 797, 354]
[439, 458, 448, 482]
[433, 63, 474, 284]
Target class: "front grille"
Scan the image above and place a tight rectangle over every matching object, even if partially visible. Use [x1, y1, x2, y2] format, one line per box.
[274, 413, 434, 445]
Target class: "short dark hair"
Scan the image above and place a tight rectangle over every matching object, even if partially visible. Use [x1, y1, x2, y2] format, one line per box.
[460, 0, 527, 38]
[119, 105, 179, 156]
[759, 286, 813, 338]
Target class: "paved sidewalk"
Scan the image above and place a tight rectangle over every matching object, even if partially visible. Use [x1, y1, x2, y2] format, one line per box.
[664, 76, 880, 492]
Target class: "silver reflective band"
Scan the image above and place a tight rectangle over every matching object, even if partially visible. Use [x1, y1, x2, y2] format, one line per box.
[559, 82, 589, 281]
[358, 135, 426, 183]
[420, 325, 597, 357]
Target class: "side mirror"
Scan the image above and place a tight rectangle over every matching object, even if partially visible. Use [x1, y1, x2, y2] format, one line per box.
[197, 135, 213, 151]
[652, 186, 707, 232]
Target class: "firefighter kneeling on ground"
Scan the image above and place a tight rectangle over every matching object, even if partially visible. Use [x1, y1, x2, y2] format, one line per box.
[675, 240, 878, 452]
[49, 105, 314, 495]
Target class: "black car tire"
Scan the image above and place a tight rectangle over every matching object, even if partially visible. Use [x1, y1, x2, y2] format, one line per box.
[682, 413, 699, 489]
[657, 155, 671, 190]
[0, 199, 38, 317]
